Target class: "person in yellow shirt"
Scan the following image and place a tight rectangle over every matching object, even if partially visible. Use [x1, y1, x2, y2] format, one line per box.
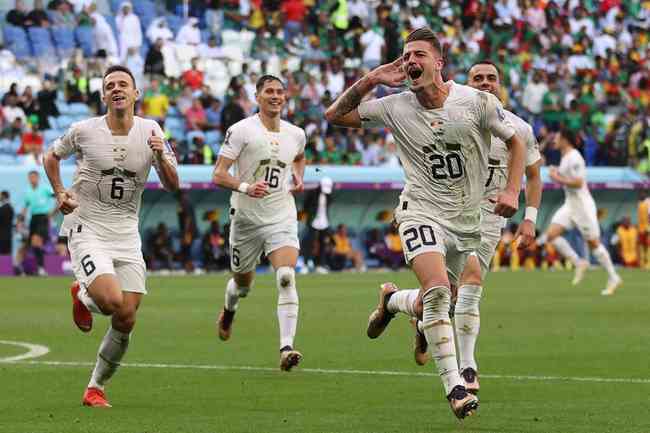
[331, 223, 366, 271]
[638, 192, 650, 268]
[614, 217, 639, 267]
[143, 79, 170, 121]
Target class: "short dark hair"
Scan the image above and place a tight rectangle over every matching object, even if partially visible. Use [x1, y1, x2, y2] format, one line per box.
[405, 27, 442, 55]
[469, 60, 502, 78]
[103, 65, 137, 89]
[559, 128, 579, 147]
[1, 190, 9, 200]
[28, 170, 39, 176]
[256, 75, 285, 92]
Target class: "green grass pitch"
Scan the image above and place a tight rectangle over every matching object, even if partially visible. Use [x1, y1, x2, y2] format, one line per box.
[1, 269, 649, 433]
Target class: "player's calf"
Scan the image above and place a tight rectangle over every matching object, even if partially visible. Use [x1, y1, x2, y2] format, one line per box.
[276, 267, 299, 351]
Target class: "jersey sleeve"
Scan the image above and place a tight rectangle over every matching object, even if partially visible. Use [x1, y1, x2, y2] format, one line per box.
[483, 93, 515, 142]
[297, 129, 306, 155]
[151, 120, 178, 172]
[568, 152, 586, 181]
[518, 122, 541, 167]
[218, 124, 245, 160]
[358, 97, 390, 129]
[51, 124, 79, 159]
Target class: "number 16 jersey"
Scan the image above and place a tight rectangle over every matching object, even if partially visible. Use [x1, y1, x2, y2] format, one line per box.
[52, 115, 177, 240]
[359, 81, 515, 234]
[219, 114, 306, 225]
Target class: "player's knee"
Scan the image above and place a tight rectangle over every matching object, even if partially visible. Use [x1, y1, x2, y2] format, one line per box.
[276, 266, 295, 289]
[113, 314, 136, 333]
[101, 293, 124, 315]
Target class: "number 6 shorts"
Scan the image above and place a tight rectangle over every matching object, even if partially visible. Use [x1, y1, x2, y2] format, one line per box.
[397, 216, 480, 287]
[229, 217, 300, 274]
[68, 226, 147, 294]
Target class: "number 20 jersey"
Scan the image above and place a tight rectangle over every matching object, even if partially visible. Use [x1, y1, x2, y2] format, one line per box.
[359, 81, 515, 234]
[218, 114, 306, 225]
[52, 115, 177, 240]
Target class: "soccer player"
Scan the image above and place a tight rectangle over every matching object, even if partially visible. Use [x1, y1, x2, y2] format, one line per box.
[539, 129, 622, 295]
[213, 75, 306, 371]
[371, 61, 544, 393]
[325, 28, 526, 419]
[43, 65, 179, 407]
[638, 191, 649, 269]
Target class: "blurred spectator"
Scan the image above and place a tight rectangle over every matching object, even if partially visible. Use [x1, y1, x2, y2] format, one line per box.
[91, 8, 118, 59]
[1, 83, 19, 106]
[611, 217, 638, 267]
[145, 38, 166, 77]
[379, 224, 404, 270]
[303, 177, 334, 273]
[0, 191, 14, 256]
[220, 96, 246, 135]
[125, 47, 145, 88]
[202, 220, 227, 271]
[521, 71, 548, 117]
[146, 17, 174, 45]
[36, 78, 59, 129]
[6, 0, 32, 27]
[359, 25, 384, 70]
[176, 191, 197, 236]
[177, 219, 197, 272]
[116, 1, 143, 61]
[199, 35, 227, 59]
[148, 222, 174, 271]
[48, 0, 76, 29]
[1, 117, 24, 140]
[27, 0, 50, 27]
[143, 78, 170, 122]
[19, 122, 44, 161]
[282, 0, 306, 44]
[21, 170, 54, 276]
[639, 191, 650, 269]
[182, 58, 204, 91]
[18, 86, 37, 118]
[176, 17, 201, 46]
[205, 98, 223, 131]
[330, 223, 366, 271]
[2, 94, 27, 125]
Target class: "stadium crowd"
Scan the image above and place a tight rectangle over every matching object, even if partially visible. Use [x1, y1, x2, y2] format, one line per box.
[0, 0, 649, 171]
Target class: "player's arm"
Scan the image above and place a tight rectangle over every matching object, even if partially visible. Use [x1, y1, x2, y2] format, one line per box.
[549, 167, 584, 188]
[493, 133, 525, 218]
[325, 58, 405, 128]
[212, 155, 268, 198]
[515, 159, 542, 248]
[43, 148, 78, 215]
[291, 152, 306, 193]
[149, 131, 179, 192]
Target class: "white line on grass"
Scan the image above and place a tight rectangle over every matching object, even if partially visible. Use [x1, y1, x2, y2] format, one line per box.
[4, 359, 650, 385]
[0, 340, 50, 362]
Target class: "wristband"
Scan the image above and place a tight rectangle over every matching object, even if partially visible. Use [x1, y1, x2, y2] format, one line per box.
[237, 182, 250, 194]
[524, 206, 538, 224]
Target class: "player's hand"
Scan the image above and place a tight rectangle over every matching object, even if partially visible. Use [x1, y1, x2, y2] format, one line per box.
[514, 219, 536, 249]
[549, 166, 560, 182]
[247, 180, 270, 198]
[290, 173, 304, 193]
[369, 58, 407, 88]
[148, 130, 165, 155]
[56, 191, 78, 215]
[492, 189, 519, 218]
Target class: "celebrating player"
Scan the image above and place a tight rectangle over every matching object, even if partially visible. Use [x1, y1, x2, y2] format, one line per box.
[325, 28, 526, 419]
[43, 65, 179, 407]
[539, 129, 622, 295]
[369, 61, 543, 394]
[213, 75, 306, 371]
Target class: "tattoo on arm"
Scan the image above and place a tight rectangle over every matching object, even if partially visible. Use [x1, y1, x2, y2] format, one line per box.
[334, 85, 363, 118]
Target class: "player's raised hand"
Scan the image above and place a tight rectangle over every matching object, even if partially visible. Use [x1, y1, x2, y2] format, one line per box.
[247, 180, 270, 198]
[514, 219, 536, 249]
[148, 129, 165, 155]
[290, 172, 304, 193]
[369, 58, 407, 88]
[56, 190, 79, 215]
[492, 189, 519, 218]
[548, 166, 560, 182]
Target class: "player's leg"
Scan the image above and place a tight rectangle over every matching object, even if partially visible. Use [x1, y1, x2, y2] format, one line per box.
[544, 206, 587, 283]
[586, 237, 621, 295]
[217, 219, 261, 341]
[268, 245, 302, 371]
[266, 220, 302, 371]
[412, 251, 478, 418]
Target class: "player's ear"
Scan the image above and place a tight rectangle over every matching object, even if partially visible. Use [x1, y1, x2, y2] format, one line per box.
[135, 88, 141, 100]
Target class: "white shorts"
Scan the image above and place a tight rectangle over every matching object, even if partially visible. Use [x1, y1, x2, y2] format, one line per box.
[67, 224, 147, 294]
[475, 225, 502, 279]
[397, 215, 479, 286]
[550, 202, 600, 241]
[229, 217, 299, 273]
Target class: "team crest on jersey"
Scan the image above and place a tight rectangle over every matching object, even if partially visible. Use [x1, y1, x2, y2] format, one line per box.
[112, 145, 127, 163]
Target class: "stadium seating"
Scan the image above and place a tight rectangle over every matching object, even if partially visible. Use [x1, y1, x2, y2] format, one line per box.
[27, 27, 56, 58]
[50, 26, 76, 59]
[74, 26, 94, 57]
[3, 25, 31, 59]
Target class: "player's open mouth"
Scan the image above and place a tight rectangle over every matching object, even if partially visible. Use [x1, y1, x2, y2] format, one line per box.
[408, 69, 423, 81]
[112, 95, 126, 102]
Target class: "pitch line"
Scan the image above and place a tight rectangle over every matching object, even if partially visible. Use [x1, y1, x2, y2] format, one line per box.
[3, 359, 650, 385]
[0, 340, 50, 362]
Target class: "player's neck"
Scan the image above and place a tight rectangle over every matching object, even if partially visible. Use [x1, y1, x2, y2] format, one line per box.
[560, 146, 572, 156]
[258, 111, 281, 132]
[414, 80, 450, 109]
[106, 111, 134, 135]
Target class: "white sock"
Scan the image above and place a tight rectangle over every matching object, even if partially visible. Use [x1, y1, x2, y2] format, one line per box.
[552, 237, 581, 266]
[593, 244, 618, 280]
[77, 285, 104, 315]
[88, 327, 130, 390]
[276, 267, 298, 350]
[454, 284, 482, 372]
[224, 278, 249, 312]
[421, 286, 464, 396]
[386, 289, 419, 317]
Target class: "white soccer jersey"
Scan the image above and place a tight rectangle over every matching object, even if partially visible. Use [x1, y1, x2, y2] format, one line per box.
[558, 148, 593, 206]
[358, 81, 515, 233]
[52, 115, 177, 240]
[219, 114, 306, 225]
[481, 109, 542, 228]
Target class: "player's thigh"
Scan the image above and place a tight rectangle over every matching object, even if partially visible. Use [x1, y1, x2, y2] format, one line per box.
[572, 205, 601, 242]
[549, 204, 574, 235]
[463, 229, 501, 283]
[229, 219, 265, 273]
[265, 220, 300, 269]
[68, 231, 120, 299]
[411, 252, 450, 289]
[114, 258, 147, 295]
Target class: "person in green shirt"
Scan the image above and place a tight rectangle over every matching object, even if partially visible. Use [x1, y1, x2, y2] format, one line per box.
[541, 79, 563, 130]
[563, 99, 584, 133]
[21, 170, 55, 276]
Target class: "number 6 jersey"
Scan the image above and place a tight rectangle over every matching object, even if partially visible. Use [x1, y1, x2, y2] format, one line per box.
[359, 81, 515, 234]
[218, 114, 306, 225]
[52, 116, 177, 240]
